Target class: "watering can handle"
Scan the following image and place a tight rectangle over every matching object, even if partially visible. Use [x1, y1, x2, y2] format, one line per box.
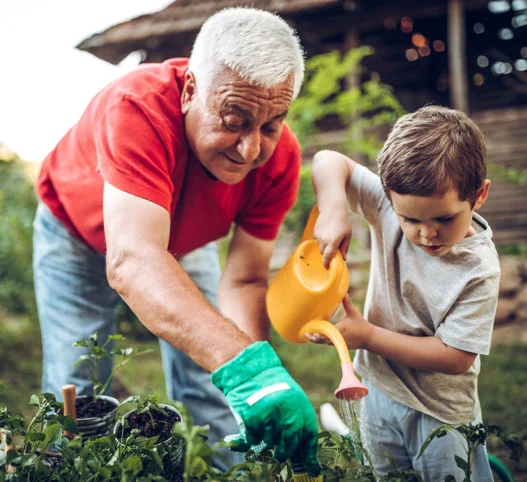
[300, 205, 320, 243]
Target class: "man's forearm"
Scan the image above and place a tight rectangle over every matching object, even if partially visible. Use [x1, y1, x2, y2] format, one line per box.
[218, 279, 270, 342]
[107, 245, 252, 372]
[365, 325, 476, 375]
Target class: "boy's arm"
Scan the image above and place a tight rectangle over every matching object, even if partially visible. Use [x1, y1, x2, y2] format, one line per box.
[364, 321, 477, 375]
[309, 297, 477, 375]
[311, 150, 357, 268]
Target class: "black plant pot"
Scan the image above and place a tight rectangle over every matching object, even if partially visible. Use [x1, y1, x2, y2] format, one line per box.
[75, 395, 119, 438]
[114, 403, 185, 481]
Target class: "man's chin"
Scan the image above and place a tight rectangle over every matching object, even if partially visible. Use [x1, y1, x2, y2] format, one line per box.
[213, 167, 250, 184]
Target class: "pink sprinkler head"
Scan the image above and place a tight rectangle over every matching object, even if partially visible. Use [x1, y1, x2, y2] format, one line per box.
[335, 361, 369, 401]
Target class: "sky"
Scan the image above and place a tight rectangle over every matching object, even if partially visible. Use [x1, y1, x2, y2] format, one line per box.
[0, 0, 172, 162]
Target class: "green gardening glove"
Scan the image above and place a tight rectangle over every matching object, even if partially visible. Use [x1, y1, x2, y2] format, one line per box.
[211, 341, 321, 476]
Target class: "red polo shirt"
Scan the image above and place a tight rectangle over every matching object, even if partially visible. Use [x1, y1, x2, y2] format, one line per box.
[36, 58, 301, 258]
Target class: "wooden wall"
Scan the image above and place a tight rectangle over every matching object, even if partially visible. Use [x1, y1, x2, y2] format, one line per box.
[473, 108, 527, 245]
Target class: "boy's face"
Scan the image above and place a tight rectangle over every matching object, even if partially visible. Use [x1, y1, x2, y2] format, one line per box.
[389, 181, 490, 257]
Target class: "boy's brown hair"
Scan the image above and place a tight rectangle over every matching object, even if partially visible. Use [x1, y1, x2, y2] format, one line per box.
[378, 106, 487, 206]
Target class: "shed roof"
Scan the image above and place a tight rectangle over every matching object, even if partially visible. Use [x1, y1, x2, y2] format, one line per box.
[76, 0, 341, 65]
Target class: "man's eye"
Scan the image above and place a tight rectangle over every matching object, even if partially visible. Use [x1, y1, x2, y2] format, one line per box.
[262, 123, 279, 135]
[223, 116, 243, 131]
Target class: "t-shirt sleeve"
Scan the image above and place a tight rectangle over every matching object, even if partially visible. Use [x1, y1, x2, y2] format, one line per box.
[95, 96, 174, 212]
[435, 273, 500, 355]
[236, 135, 301, 240]
[347, 164, 387, 225]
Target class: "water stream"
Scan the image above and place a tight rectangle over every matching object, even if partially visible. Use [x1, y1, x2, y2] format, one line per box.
[338, 398, 372, 465]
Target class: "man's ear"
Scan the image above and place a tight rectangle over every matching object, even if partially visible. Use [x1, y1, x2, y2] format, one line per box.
[181, 71, 197, 114]
[473, 179, 491, 211]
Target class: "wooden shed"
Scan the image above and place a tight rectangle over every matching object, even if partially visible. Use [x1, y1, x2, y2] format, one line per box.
[77, 0, 527, 245]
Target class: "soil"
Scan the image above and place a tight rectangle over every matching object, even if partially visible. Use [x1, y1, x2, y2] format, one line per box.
[122, 408, 181, 443]
[75, 397, 117, 418]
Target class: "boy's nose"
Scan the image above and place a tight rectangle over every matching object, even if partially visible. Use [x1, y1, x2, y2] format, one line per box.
[420, 225, 437, 240]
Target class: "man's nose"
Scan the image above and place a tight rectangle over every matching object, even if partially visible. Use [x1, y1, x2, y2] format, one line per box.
[237, 129, 261, 163]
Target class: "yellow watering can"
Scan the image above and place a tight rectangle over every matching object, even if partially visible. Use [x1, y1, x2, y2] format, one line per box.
[266, 205, 368, 401]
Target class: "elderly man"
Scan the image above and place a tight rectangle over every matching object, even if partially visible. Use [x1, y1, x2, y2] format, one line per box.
[33, 6, 320, 475]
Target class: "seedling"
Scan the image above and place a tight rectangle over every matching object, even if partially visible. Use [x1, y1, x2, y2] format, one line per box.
[73, 332, 151, 402]
[418, 422, 522, 482]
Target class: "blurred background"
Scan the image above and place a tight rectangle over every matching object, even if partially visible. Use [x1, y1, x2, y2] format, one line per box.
[1, 0, 526, 479]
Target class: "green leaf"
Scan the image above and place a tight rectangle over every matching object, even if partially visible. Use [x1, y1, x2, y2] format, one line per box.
[42, 422, 62, 449]
[63, 415, 79, 434]
[454, 454, 468, 471]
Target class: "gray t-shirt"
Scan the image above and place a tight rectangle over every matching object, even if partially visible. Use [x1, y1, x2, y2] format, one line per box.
[349, 164, 500, 424]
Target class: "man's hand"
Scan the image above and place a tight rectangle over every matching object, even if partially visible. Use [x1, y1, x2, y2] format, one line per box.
[211, 341, 321, 476]
[313, 206, 352, 269]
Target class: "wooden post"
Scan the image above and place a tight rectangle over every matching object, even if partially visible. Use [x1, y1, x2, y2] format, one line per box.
[62, 384, 77, 439]
[448, 0, 469, 113]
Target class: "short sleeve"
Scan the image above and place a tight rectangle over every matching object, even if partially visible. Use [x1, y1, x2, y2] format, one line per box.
[237, 133, 301, 240]
[436, 274, 500, 355]
[95, 96, 175, 212]
[347, 164, 387, 225]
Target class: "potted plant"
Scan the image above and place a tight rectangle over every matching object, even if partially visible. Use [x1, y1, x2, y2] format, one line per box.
[114, 395, 185, 481]
[68, 332, 151, 438]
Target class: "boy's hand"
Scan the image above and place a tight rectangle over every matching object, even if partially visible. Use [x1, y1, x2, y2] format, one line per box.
[314, 207, 352, 269]
[305, 297, 373, 350]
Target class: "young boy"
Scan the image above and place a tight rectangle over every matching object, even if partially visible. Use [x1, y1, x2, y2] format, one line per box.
[307, 106, 500, 481]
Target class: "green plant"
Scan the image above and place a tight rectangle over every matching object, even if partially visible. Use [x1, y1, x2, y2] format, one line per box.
[73, 332, 152, 402]
[283, 48, 404, 240]
[288, 47, 405, 159]
[1, 393, 78, 480]
[0, 148, 38, 318]
[418, 423, 522, 482]
[488, 164, 527, 188]
[1, 379, 523, 481]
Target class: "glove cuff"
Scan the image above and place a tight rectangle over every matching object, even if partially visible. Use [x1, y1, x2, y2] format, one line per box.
[211, 341, 282, 393]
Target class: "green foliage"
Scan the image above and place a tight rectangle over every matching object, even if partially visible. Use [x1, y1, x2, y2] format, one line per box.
[282, 165, 316, 238]
[283, 48, 404, 240]
[288, 47, 405, 159]
[479, 342, 527, 439]
[5, 395, 518, 482]
[0, 153, 38, 317]
[418, 423, 522, 482]
[73, 332, 152, 402]
[488, 164, 527, 187]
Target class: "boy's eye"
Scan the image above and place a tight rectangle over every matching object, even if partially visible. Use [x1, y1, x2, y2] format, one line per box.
[436, 216, 454, 224]
[403, 217, 419, 224]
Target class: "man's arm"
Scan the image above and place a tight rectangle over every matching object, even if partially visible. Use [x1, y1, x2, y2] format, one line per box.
[218, 226, 274, 341]
[103, 182, 252, 372]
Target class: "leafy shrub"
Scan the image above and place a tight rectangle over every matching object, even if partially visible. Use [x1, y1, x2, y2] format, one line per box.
[0, 390, 521, 481]
[287, 47, 405, 160]
[0, 148, 37, 317]
[284, 48, 405, 239]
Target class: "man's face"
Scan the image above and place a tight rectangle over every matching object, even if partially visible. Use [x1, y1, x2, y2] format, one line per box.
[181, 67, 294, 184]
[389, 182, 489, 257]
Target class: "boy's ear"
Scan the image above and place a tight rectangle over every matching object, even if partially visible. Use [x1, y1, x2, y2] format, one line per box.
[473, 179, 491, 210]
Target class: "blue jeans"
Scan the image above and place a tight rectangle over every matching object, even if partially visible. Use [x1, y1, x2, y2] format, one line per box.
[360, 380, 493, 481]
[33, 202, 242, 469]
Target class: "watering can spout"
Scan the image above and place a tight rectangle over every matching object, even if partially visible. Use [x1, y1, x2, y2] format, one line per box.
[266, 205, 368, 401]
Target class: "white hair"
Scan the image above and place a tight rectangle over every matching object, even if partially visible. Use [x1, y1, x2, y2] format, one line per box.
[188, 7, 305, 99]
